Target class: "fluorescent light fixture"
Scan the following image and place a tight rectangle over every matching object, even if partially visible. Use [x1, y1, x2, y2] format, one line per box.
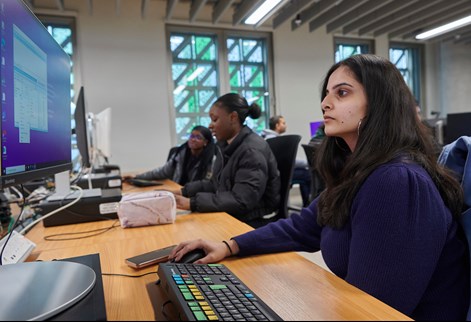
[416, 15, 471, 40]
[245, 0, 284, 25]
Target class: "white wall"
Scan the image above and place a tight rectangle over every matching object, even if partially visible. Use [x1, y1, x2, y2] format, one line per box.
[33, 0, 470, 173]
[50, 0, 173, 173]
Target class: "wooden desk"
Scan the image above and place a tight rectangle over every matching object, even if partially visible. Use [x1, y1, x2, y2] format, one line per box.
[25, 180, 411, 321]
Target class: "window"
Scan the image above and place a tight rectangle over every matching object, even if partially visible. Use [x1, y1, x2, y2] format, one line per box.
[389, 43, 422, 101]
[334, 38, 374, 63]
[168, 27, 273, 145]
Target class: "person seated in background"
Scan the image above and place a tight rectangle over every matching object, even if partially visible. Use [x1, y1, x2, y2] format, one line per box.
[169, 54, 469, 321]
[125, 125, 216, 186]
[173, 93, 281, 228]
[260, 115, 286, 139]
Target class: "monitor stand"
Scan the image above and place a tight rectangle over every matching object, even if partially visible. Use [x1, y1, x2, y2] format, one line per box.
[0, 261, 96, 320]
[46, 170, 102, 202]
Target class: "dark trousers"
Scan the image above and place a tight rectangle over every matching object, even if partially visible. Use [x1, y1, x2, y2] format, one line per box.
[292, 167, 311, 207]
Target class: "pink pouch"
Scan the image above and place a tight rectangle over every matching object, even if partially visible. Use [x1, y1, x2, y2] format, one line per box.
[117, 191, 176, 228]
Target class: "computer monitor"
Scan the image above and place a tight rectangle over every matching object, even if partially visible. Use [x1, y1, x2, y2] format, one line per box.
[90, 107, 112, 164]
[446, 112, 471, 144]
[0, 0, 95, 320]
[310, 121, 323, 137]
[0, 0, 72, 189]
[74, 86, 91, 169]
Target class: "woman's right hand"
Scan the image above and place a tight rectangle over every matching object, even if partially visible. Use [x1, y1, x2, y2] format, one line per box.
[168, 239, 239, 264]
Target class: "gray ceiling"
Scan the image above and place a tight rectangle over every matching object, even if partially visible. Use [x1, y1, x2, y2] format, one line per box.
[29, 0, 471, 45]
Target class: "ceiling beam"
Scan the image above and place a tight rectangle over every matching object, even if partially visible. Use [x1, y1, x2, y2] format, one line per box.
[212, 0, 236, 24]
[358, 0, 435, 36]
[291, 0, 337, 31]
[55, 0, 64, 11]
[309, 0, 368, 33]
[167, 0, 179, 20]
[272, 0, 312, 29]
[375, 0, 466, 37]
[232, 0, 264, 26]
[429, 24, 471, 43]
[190, 0, 207, 23]
[390, 2, 471, 39]
[342, 0, 411, 34]
[401, 10, 471, 40]
[455, 35, 471, 44]
[454, 28, 471, 43]
[326, 0, 393, 33]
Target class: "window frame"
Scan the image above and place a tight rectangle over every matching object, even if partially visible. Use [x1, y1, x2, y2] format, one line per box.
[166, 25, 275, 145]
[333, 37, 375, 63]
[389, 42, 424, 104]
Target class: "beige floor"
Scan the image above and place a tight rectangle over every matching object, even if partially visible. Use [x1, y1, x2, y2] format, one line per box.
[288, 184, 332, 274]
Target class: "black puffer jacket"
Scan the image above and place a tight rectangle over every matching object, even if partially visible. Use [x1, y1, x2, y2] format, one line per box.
[182, 126, 280, 223]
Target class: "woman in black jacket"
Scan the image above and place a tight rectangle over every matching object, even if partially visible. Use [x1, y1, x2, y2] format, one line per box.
[130, 125, 216, 185]
[174, 93, 281, 227]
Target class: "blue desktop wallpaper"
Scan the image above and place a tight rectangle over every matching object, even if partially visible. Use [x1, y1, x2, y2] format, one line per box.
[0, 0, 71, 175]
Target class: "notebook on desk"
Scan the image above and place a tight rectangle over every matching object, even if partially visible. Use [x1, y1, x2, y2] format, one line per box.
[49, 253, 107, 321]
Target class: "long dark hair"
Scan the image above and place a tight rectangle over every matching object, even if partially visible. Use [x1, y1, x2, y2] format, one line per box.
[316, 54, 463, 228]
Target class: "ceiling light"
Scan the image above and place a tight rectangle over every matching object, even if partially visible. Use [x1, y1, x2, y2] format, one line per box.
[415, 15, 471, 40]
[245, 0, 285, 25]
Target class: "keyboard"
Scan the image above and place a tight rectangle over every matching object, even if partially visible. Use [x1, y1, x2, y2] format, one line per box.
[0, 230, 36, 265]
[125, 178, 163, 187]
[157, 262, 283, 321]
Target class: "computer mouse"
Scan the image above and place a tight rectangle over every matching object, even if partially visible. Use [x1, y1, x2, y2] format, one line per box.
[176, 248, 206, 263]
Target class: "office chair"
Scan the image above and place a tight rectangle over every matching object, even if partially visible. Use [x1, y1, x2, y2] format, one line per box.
[266, 134, 301, 220]
[301, 142, 325, 201]
[437, 136, 471, 320]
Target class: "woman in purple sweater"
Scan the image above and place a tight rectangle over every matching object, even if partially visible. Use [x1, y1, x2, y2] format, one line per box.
[169, 54, 470, 321]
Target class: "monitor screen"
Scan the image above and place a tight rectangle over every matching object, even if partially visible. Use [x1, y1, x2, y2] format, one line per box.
[310, 121, 323, 137]
[93, 107, 112, 161]
[446, 112, 471, 144]
[74, 86, 91, 169]
[0, 0, 72, 188]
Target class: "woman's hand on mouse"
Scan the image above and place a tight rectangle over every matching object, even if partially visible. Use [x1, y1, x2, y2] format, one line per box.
[169, 239, 239, 264]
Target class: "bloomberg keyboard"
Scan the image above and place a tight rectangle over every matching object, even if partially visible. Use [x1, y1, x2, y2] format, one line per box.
[158, 262, 283, 321]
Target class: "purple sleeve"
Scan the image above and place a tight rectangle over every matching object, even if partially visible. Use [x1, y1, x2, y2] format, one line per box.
[346, 164, 451, 315]
[233, 199, 323, 256]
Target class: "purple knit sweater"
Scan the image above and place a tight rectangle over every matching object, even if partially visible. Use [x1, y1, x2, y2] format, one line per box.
[233, 161, 470, 320]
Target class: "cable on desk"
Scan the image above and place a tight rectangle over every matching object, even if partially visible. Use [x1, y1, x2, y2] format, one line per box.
[18, 185, 85, 235]
[101, 271, 157, 278]
[0, 185, 26, 265]
[43, 220, 120, 241]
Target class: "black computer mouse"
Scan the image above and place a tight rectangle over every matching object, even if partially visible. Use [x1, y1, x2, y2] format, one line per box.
[176, 248, 206, 263]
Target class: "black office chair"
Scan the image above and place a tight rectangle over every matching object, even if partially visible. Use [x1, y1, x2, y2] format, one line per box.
[301, 142, 325, 202]
[266, 134, 301, 220]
